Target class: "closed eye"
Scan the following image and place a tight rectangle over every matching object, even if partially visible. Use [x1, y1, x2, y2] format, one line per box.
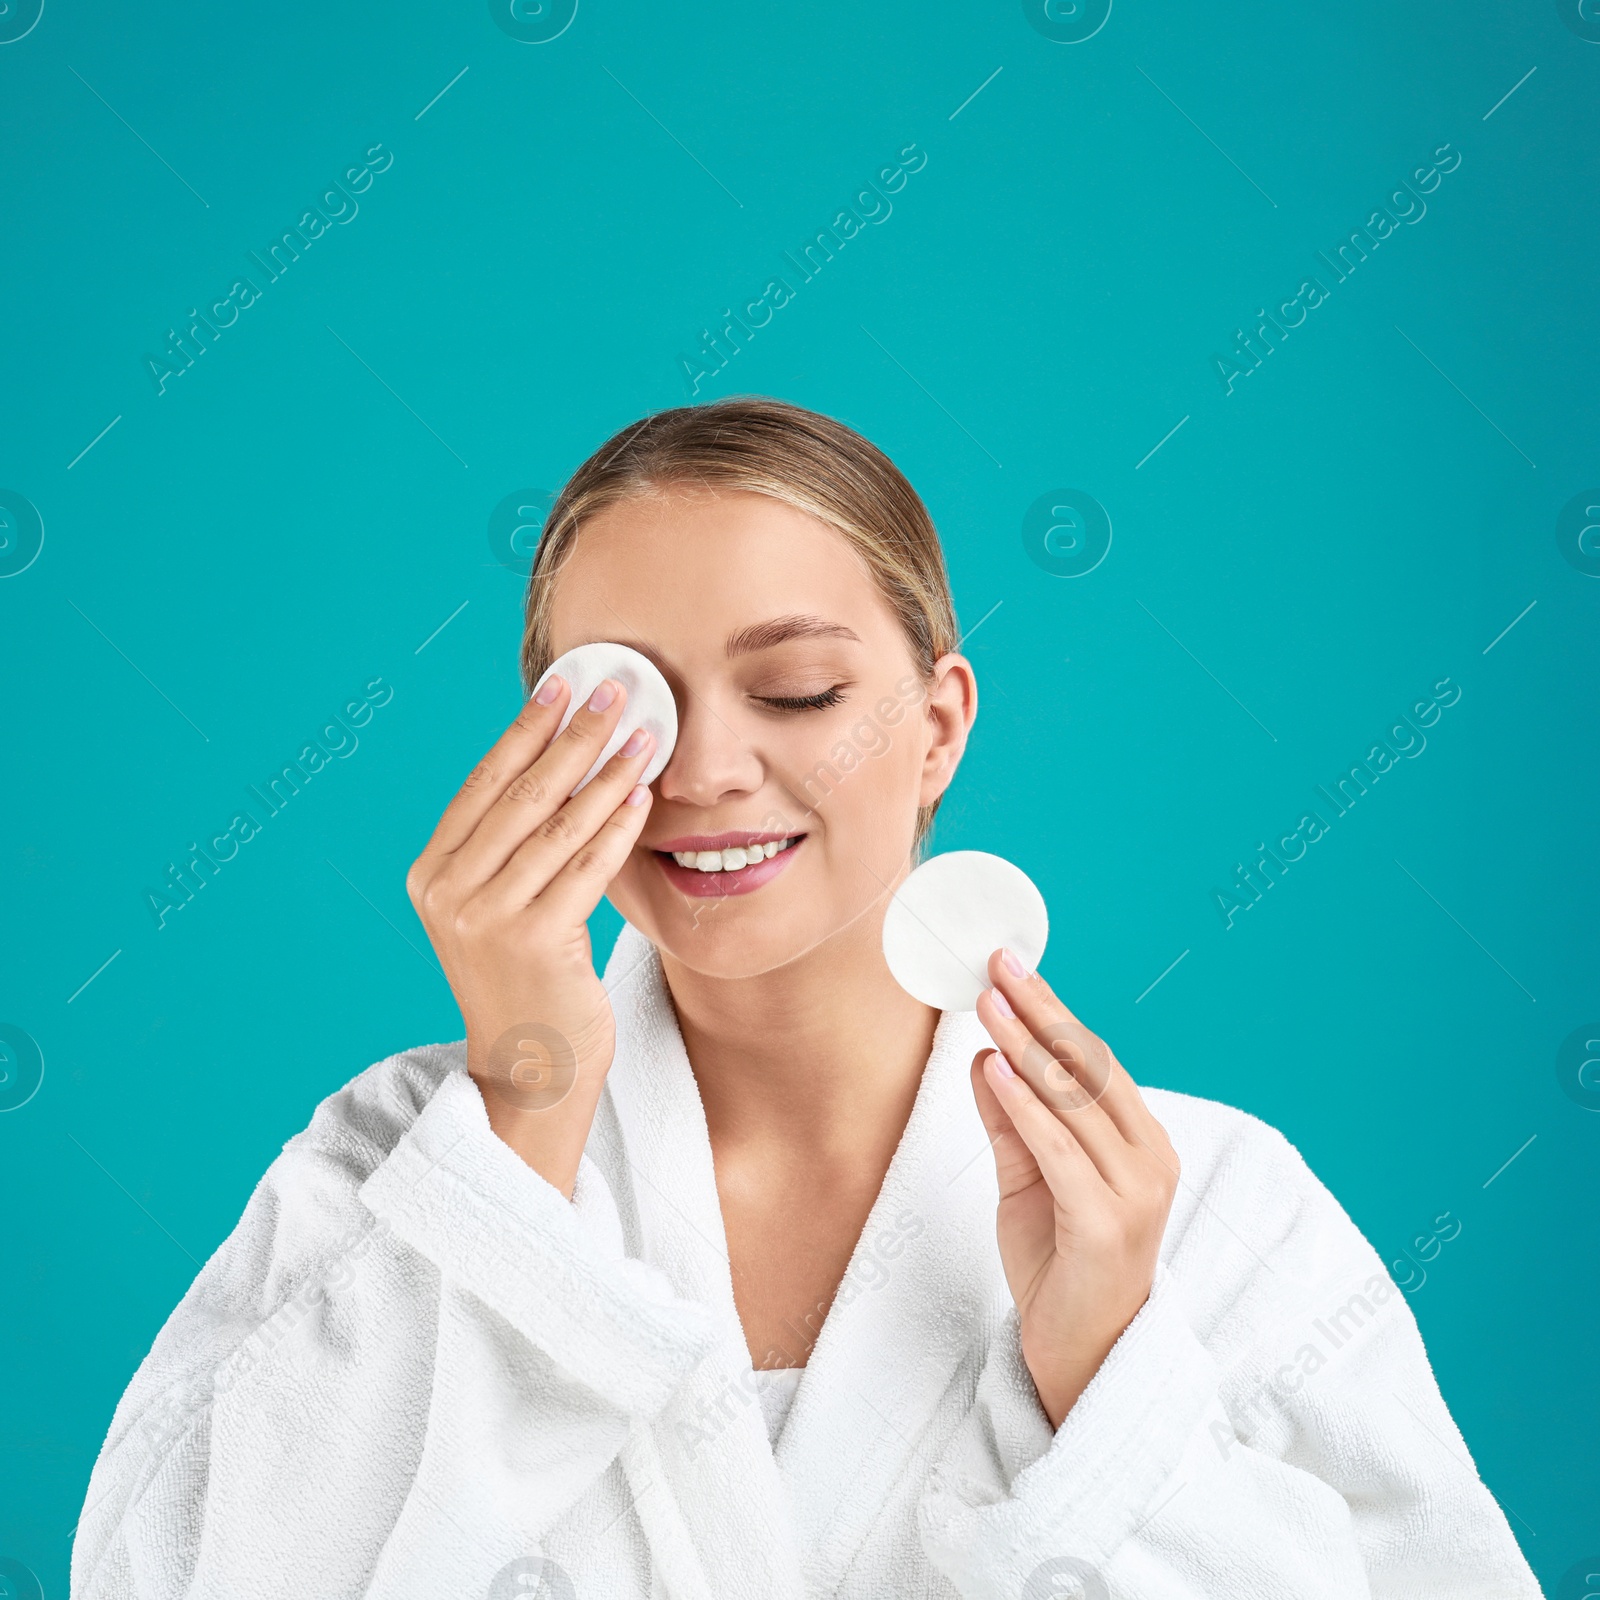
[755, 686, 847, 711]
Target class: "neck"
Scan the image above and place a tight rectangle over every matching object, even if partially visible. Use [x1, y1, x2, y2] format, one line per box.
[658, 912, 939, 1163]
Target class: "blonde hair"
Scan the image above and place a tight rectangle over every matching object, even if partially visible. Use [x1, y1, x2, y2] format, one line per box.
[521, 395, 960, 845]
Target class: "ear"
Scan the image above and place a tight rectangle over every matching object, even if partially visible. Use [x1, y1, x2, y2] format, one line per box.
[918, 652, 978, 808]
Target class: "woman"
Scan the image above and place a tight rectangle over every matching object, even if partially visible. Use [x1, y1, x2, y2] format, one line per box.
[73, 399, 1539, 1599]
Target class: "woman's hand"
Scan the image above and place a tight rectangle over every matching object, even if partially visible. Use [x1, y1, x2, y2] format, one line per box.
[971, 951, 1179, 1430]
[407, 675, 656, 1196]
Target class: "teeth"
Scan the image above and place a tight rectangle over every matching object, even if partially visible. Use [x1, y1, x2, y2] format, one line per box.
[671, 838, 792, 871]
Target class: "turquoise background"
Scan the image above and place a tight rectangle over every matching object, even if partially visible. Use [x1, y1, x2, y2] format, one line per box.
[3, 1, 1597, 1592]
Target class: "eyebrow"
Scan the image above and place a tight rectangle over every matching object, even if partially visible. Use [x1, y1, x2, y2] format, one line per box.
[724, 614, 862, 657]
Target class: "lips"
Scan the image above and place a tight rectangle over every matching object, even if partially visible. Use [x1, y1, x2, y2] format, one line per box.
[651, 832, 806, 899]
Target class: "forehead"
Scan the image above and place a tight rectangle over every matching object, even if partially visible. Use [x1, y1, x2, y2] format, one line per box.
[546, 487, 907, 663]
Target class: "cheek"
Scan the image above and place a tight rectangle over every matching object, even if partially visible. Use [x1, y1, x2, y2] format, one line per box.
[809, 710, 923, 840]
[850, 715, 889, 759]
[604, 846, 667, 938]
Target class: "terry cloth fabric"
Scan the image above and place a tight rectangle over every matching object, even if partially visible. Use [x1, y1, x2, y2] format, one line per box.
[752, 1367, 806, 1447]
[72, 923, 1543, 1599]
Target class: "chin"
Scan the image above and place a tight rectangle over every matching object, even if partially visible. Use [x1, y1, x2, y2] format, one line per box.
[653, 918, 823, 981]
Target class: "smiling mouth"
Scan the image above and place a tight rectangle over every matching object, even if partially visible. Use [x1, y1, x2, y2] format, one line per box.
[650, 832, 806, 898]
[662, 836, 800, 872]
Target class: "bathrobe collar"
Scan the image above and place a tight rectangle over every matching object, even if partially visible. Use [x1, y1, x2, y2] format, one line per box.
[599, 925, 1007, 1598]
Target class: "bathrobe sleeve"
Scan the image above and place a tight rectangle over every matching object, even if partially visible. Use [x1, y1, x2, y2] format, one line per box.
[70, 1054, 716, 1600]
[918, 1109, 1541, 1600]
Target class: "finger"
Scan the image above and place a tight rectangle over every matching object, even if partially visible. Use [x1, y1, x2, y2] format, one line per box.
[424, 677, 574, 856]
[987, 949, 1165, 1148]
[457, 680, 633, 882]
[969, 1051, 1043, 1197]
[977, 986, 1137, 1191]
[533, 782, 655, 926]
[489, 728, 657, 907]
[980, 1048, 1108, 1210]
[1104, 1040, 1181, 1177]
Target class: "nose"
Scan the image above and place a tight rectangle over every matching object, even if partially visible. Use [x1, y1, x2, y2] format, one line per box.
[655, 688, 765, 810]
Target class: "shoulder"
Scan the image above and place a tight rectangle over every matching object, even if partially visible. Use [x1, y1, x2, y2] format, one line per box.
[85, 1049, 470, 1532]
[262, 1037, 468, 1222]
[192, 1040, 468, 1309]
[1141, 1084, 1320, 1204]
[1142, 1084, 1337, 1199]
[1139, 1085, 1387, 1336]
[289, 1038, 467, 1179]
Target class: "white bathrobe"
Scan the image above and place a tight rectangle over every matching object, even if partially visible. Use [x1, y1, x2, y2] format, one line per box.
[72, 926, 1541, 1599]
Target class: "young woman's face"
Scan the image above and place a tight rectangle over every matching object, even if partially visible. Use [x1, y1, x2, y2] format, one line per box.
[545, 486, 974, 979]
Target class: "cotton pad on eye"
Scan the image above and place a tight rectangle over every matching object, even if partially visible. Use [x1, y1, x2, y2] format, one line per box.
[532, 642, 679, 794]
[882, 851, 1048, 1011]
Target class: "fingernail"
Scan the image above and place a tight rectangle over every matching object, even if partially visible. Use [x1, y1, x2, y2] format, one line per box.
[587, 679, 618, 712]
[534, 674, 564, 706]
[619, 727, 650, 758]
[988, 986, 1015, 1019]
[1000, 947, 1028, 979]
[624, 784, 650, 807]
[990, 1050, 1015, 1079]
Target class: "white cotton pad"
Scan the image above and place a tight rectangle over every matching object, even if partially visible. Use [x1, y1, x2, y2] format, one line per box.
[531, 642, 679, 794]
[882, 851, 1049, 1011]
